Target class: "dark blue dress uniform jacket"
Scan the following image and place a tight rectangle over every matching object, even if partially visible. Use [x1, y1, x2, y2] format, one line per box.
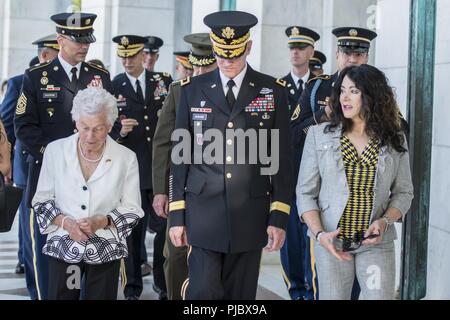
[111, 71, 172, 190]
[282, 72, 314, 118]
[169, 66, 293, 254]
[14, 57, 113, 205]
[290, 72, 337, 179]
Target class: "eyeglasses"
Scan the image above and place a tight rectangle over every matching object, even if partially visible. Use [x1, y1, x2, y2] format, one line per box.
[342, 230, 380, 252]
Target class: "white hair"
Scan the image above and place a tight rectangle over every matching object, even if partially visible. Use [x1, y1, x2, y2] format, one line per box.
[71, 87, 118, 126]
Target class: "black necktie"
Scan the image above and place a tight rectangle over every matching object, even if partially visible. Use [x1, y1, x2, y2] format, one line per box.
[70, 67, 78, 90]
[226, 79, 236, 110]
[136, 79, 144, 102]
[298, 78, 304, 90]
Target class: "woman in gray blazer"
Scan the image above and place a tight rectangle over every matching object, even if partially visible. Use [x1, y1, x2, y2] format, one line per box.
[297, 64, 413, 300]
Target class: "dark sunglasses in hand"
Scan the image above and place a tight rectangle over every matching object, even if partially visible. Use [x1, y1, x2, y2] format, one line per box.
[342, 230, 380, 252]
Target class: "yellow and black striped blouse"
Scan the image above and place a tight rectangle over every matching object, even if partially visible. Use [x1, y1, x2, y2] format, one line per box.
[337, 135, 380, 240]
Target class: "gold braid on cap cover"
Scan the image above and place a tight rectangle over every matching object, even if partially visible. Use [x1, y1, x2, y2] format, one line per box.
[117, 43, 145, 58]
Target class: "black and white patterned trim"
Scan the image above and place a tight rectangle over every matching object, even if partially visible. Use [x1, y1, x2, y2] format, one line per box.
[33, 199, 62, 233]
[43, 234, 129, 264]
[108, 209, 140, 240]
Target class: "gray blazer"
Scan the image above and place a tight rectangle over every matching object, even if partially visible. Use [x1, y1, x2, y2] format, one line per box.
[296, 123, 414, 242]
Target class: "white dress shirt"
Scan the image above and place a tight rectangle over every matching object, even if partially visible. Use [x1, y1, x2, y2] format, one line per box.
[32, 133, 144, 264]
[219, 63, 248, 98]
[58, 53, 82, 81]
[126, 70, 146, 98]
[290, 69, 310, 90]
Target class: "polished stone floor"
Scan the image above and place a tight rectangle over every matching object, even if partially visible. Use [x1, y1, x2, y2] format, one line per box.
[0, 216, 289, 300]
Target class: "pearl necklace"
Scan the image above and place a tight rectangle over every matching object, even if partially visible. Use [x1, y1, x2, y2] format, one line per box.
[78, 140, 106, 163]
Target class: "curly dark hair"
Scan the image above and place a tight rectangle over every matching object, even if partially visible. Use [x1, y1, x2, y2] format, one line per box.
[325, 64, 406, 153]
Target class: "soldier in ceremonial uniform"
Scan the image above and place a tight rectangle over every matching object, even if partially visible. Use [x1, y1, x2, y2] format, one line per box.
[143, 36, 164, 72]
[111, 35, 172, 300]
[309, 50, 327, 77]
[168, 11, 292, 300]
[282, 26, 320, 117]
[280, 25, 321, 301]
[14, 12, 113, 300]
[290, 27, 378, 300]
[0, 35, 59, 300]
[152, 32, 217, 300]
[173, 51, 194, 80]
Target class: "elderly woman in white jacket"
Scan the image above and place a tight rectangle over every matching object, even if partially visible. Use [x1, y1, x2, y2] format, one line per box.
[32, 87, 144, 300]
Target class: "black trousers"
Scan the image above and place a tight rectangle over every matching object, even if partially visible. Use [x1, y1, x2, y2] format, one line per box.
[186, 246, 262, 300]
[124, 190, 166, 297]
[47, 257, 120, 300]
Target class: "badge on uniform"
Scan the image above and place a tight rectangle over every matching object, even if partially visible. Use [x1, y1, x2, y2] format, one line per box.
[259, 88, 273, 95]
[43, 92, 58, 99]
[43, 85, 61, 91]
[262, 112, 270, 120]
[153, 79, 167, 100]
[117, 94, 127, 107]
[47, 107, 54, 117]
[192, 113, 208, 121]
[15, 93, 27, 115]
[245, 92, 275, 113]
[190, 107, 212, 113]
[40, 77, 49, 85]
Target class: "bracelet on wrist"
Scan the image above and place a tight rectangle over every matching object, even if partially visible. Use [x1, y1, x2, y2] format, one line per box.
[315, 230, 324, 242]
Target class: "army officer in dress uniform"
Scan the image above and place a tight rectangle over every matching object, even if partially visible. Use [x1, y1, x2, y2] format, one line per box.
[169, 11, 293, 300]
[1, 34, 59, 300]
[282, 26, 320, 117]
[152, 32, 217, 300]
[111, 35, 172, 300]
[14, 12, 113, 300]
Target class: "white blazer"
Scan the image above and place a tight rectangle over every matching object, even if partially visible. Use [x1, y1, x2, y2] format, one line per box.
[32, 133, 144, 264]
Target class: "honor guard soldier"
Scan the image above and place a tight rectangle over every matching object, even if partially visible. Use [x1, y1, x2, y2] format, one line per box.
[111, 35, 172, 300]
[14, 12, 113, 300]
[168, 11, 293, 300]
[152, 32, 217, 300]
[173, 51, 194, 80]
[290, 27, 378, 300]
[309, 50, 327, 77]
[280, 25, 321, 301]
[0, 34, 59, 300]
[143, 36, 164, 72]
[282, 26, 320, 117]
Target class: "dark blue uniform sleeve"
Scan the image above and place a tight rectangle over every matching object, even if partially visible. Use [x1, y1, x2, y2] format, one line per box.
[168, 84, 190, 227]
[268, 84, 293, 230]
[0, 76, 22, 145]
[14, 70, 49, 161]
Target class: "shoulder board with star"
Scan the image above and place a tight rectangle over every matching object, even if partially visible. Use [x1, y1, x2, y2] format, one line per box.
[180, 76, 191, 87]
[163, 72, 172, 78]
[86, 62, 109, 74]
[276, 78, 287, 87]
[307, 74, 331, 84]
[29, 60, 52, 72]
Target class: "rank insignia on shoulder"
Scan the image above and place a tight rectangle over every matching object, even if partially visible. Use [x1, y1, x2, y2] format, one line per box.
[276, 78, 286, 87]
[181, 76, 191, 86]
[29, 61, 51, 72]
[87, 62, 109, 73]
[307, 74, 331, 84]
[163, 72, 171, 78]
[15, 93, 27, 115]
[291, 104, 301, 121]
